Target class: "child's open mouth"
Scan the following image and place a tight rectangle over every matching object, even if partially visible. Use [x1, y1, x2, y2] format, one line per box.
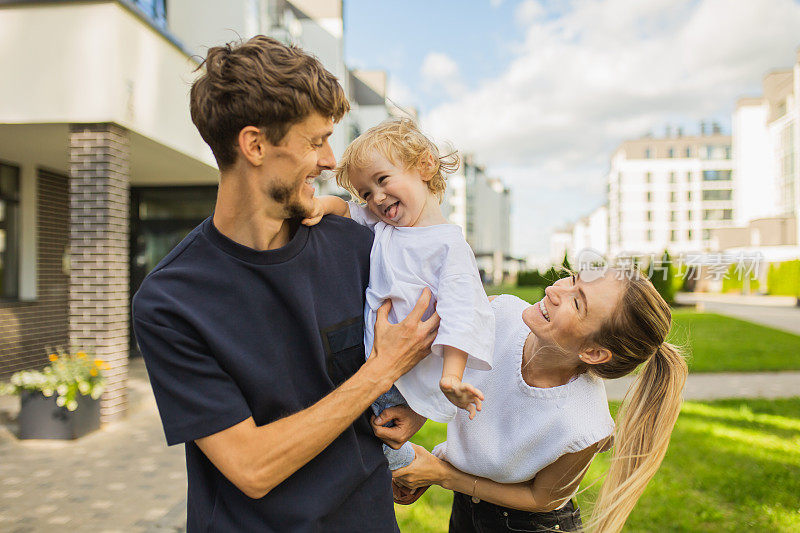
[384, 201, 399, 220]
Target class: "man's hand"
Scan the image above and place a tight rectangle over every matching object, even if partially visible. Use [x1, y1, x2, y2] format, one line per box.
[371, 405, 427, 449]
[365, 288, 440, 391]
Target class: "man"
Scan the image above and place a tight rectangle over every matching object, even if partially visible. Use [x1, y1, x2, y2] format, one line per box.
[132, 36, 436, 532]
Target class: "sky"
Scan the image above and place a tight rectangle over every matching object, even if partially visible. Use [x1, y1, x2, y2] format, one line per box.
[344, 0, 800, 261]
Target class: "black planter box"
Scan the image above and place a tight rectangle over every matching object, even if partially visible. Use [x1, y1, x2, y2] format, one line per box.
[18, 390, 101, 440]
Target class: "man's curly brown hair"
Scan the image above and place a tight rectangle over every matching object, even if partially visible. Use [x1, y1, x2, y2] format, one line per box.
[190, 35, 350, 170]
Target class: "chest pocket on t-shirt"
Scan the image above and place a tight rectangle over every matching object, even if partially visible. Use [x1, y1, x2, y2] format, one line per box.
[321, 316, 366, 387]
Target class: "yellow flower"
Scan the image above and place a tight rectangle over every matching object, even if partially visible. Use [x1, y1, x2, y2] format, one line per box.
[77, 351, 87, 359]
[90, 368, 98, 377]
[94, 359, 105, 368]
[48, 354, 58, 362]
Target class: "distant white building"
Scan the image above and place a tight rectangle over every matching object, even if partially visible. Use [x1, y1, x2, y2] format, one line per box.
[442, 154, 516, 284]
[713, 49, 800, 263]
[548, 206, 607, 266]
[607, 127, 734, 256]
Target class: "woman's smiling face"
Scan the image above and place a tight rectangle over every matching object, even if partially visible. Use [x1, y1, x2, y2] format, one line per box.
[347, 151, 434, 228]
[522, 270, 625, 356]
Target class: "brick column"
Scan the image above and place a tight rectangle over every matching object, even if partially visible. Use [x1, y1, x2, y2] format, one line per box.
[68, 124, 130, 423]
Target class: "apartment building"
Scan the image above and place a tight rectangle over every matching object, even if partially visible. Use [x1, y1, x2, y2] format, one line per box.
[442, 154, 516, 284]
[607, 127, 735, 257]
[727, 50, 800, 254]
[0, 0, 392, 421]
[549, 205, 608, 266]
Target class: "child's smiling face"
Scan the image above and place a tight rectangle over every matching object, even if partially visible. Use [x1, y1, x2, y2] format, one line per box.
[348, 151, 438, 227]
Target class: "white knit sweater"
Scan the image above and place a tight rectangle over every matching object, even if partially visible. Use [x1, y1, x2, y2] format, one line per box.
[432, 294, 615, 484]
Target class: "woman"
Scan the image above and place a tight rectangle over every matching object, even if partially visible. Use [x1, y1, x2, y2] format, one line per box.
[392, 267, 687, 533]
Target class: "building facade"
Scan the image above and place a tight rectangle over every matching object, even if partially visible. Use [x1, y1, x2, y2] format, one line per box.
[0, 0, 393, 421]
[442, 154, 516, 284]
[607, 128, 734, 257]
[730, 51, 800, 248]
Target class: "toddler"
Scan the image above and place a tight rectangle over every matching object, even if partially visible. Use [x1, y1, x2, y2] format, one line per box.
[304, 118, 494, 469]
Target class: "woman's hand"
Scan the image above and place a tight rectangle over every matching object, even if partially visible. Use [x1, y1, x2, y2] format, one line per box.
[392, 443, 449, 490]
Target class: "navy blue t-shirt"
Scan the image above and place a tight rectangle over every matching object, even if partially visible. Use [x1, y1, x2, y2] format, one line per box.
[132, 216, 398, 532]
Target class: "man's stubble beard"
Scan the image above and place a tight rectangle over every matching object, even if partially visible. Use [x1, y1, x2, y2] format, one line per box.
[269, 181, 311, 219]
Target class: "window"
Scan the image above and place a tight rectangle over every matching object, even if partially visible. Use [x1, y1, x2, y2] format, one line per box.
[687, 190, 693, 201]
[688, 230, 693, 239]
[646, 192, 652, 202]
[670, 211, 677, 222]
[670, 191, 677, 202]
[645, 172, 652, 183]
[725, 146, 732, 159]
[688, 210, 693, 221]
[669, 172, 676, 183]
[668, 148, 675, 158]
[687, 171, 692, 181]
[645, 148, 652, 159]
[702, 170, 732, 181]
[646, 211, 652, 222]
[702, 189, 733, 201]
[703, 229, 712, 240]
[685, 147, 692, 158]
[0, 163, 20, 299]
[670, 230, 678, 242]
[130, 0, 167, 27]
[646, 229, 653, 241]
[703, 209, 734, 221]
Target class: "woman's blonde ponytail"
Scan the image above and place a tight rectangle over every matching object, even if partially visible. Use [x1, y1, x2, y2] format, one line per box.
[589, 342, 687, 532]
[583, 269, 689, 532]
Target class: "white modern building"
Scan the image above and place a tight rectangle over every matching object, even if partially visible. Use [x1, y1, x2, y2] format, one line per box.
[442, 154, 517, 284]
[729, 53, 800, 249]
[607, 126, 735, 257]
[547, 205, 607, 267]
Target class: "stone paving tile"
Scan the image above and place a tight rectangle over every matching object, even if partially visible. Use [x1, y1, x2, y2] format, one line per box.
[0, 358, 187, 532]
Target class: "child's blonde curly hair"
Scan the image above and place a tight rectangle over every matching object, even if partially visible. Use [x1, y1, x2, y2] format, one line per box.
[335, 117, 459, 204]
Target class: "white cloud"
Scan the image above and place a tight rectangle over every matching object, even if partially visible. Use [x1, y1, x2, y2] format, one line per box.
[490, 0, 504, 7]
[421, 0, 800, 257]
[420, 52, 467, 98]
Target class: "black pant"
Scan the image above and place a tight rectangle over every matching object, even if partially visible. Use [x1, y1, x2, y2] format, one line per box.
[448, 491, 583, 532]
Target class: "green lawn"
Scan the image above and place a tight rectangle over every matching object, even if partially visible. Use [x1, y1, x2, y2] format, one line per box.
[669, 310, 800, 372]
[396, 398, 800, 532]
[485, 284, 544, 303]
[485, 286, 800, 373]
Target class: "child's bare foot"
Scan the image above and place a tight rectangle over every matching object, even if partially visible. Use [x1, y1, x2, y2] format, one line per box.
[439, 376, 484, 419]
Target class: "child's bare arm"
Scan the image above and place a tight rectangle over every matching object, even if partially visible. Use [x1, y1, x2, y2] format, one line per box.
[439, 346, 484, 419]
[302, 195, 350, 226]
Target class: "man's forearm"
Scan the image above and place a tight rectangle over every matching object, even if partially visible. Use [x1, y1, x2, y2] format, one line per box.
[200, 357, 392, 499]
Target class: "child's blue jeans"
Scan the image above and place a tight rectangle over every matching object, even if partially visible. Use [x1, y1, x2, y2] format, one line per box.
[371, 385, 416, 470]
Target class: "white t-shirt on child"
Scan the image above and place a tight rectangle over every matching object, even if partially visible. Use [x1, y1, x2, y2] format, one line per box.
[349, 202, 494, 423]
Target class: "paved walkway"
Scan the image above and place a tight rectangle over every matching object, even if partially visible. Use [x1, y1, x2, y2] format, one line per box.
[0, 358, 187, 532]
[675, 292, 800, 335]
[605, 371, 800, 402]
[1, 353, 798, 532]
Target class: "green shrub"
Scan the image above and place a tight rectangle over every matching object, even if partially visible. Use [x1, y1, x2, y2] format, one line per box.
[767, 260, 800, 296]
[722, 263, 760, 293]
[648, 250, 675, 305]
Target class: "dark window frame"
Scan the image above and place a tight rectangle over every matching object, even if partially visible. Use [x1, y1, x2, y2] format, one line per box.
[0, 161, 21, 300]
